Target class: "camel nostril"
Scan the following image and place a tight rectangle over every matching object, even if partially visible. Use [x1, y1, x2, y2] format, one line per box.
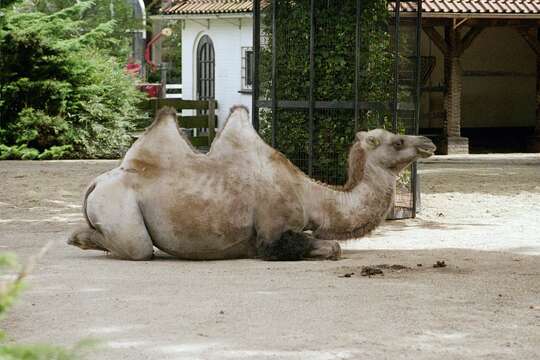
[419, 136, 433, 145]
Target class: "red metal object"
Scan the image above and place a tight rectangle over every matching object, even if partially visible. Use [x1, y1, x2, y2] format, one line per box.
[137, 83, 162, 98]
[145, 31, 170, 72]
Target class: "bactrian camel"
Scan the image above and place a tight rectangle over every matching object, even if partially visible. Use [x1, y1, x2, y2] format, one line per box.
[68, 106, 435, 261]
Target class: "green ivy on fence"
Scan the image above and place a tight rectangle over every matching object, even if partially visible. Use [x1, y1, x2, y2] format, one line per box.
[258, 0, 394, 184]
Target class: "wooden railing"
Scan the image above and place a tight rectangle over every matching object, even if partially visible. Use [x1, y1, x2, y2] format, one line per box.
[139, 98, 218, 148]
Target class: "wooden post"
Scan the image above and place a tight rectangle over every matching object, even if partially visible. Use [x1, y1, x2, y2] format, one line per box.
[152, 19, 163, 67]
[533, 28, 540, 151]
[160, 63, 167, 99]
[443, 24, 469, 154]
[517, 27, 540, 151]
[207, 100, 216, 143]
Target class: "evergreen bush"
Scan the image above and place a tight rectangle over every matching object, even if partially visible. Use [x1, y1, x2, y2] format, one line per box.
[0, 1, 144, 159]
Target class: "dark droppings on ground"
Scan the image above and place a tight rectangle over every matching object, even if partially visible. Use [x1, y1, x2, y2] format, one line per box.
[338, 264, 413, 278]
[433, 260, 447, 268]
[375, 264, 410, 271]
[360, 266, 384, 277]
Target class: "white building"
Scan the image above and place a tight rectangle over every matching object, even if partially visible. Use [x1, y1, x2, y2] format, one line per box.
[157, 0, 254, 127]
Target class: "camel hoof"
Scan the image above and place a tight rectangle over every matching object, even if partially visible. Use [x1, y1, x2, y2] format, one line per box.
[308, 240, 342, 260]
[328, 241, 342, 260]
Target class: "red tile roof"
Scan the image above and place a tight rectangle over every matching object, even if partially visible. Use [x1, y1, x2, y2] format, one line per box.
[161, 0, 540, 16]
[161, 0, 254, 15]
[396, 1, 540, 15]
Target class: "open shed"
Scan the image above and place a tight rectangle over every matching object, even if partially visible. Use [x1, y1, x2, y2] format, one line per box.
[404, 0, 540, 153]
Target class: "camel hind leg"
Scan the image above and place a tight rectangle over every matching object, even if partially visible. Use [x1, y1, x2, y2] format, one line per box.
[70, 172, 154, 260]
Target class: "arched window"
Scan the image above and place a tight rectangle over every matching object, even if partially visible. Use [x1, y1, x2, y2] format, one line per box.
[196, 35, 215, 101]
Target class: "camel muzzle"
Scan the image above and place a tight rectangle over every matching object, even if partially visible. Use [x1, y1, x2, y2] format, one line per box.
[415, 137, 436, 158]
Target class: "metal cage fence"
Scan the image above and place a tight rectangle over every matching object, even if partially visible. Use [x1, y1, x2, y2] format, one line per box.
[253, 0, 423, 218]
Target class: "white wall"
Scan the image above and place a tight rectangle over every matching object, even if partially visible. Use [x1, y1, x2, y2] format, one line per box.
[182, 17, 253, 128]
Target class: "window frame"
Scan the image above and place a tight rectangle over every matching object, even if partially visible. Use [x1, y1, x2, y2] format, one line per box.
[241, 46, 254, 93]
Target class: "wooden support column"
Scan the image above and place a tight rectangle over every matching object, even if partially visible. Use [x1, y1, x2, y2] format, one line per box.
[424, 24, 483, 154]
[532, 28, 540, 152]
[443, 25, 469, 154]
[517, 27, 540, 152]
[151, 19, 163, 68]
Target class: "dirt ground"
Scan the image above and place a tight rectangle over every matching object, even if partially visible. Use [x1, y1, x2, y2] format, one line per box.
[1, 157, 539, 360]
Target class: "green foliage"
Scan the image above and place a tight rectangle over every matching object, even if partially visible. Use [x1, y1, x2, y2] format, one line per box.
[160, 19, 183, 84]
[259, 0, 394, 184]
[0, 144, 39, 160]
[0, 1, 144, 159]
[0, 253, 22, 317]
[0, 339, 96, 360]
[37, 145, 73, 160]
[10, 109, 70, 150]
[24, 0, 142, 59]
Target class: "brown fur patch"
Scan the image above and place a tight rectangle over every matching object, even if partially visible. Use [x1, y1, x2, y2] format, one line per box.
[127, 159, 160, 177]
[223, 135, 244, 150]
[269, 151, 303, 176]
[314, 188, 394, 240]
[343, 141, 366, 191]
[122, 147, 163, 179]
[320, 200, 351, 230]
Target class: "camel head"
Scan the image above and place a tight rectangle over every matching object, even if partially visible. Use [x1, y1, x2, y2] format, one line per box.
[356, 129, 436, 174]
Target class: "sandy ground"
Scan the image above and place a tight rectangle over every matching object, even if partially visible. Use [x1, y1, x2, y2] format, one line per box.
[0, 157, 539, 360]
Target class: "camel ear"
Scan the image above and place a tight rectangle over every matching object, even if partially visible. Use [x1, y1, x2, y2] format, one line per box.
[355, 131, 366, 141]
[366, 136, 380, 149]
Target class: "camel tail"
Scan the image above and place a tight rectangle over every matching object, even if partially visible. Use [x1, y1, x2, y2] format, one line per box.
[82, 181, 97, 229]
[67, 180, 107, 251]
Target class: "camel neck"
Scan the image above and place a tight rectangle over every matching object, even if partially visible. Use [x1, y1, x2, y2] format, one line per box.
[302, 162, 395, 240]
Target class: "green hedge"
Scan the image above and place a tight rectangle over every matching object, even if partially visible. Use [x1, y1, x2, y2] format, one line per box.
[259, 0, 394, 183]
[0, 1, 144, 159]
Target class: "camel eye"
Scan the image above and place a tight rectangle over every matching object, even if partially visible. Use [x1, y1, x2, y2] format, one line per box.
[393, 139, 404, 149]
